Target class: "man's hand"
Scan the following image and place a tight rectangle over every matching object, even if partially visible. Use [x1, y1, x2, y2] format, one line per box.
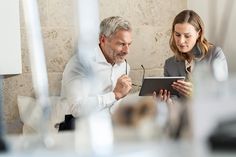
[153, 90, 173, 104]
[113, 74, 132, 100]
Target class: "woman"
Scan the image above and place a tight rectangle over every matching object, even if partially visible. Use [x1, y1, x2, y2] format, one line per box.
[155, 10, 228, 138]
[160, 9, 228, 100]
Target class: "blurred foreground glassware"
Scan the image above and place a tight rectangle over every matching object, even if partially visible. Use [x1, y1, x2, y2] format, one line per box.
[192, 63, 235, 143]
[75, 111, 114, 156]
[22, 0, 53, 148]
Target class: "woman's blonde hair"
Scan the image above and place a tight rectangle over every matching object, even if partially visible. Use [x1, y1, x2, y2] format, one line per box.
[169, 10, 212, 61]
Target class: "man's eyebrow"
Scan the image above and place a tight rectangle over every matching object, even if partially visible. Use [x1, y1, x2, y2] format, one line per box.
[117, 40, 132, 44]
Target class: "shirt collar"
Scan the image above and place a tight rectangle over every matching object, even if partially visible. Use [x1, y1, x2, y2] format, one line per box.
[95, 45, 107, 63]
[185, 60, 194, 73]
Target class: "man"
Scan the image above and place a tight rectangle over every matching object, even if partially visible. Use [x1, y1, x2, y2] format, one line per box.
[61, 16, 133, 117]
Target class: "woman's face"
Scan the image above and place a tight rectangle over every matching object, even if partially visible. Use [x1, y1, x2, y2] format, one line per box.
[174, 23, 200, 53]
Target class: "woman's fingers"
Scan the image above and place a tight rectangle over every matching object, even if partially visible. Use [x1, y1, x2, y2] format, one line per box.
[172, 80, 193, 97]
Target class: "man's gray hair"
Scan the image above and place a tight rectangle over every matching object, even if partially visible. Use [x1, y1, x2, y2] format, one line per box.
[99, 16, 132, 38]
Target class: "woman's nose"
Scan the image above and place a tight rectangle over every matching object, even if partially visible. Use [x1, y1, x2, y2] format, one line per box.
[179, 36, 186, 44]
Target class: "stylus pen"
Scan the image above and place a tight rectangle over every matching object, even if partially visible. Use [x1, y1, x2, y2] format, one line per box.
[125, 59, 128, 75]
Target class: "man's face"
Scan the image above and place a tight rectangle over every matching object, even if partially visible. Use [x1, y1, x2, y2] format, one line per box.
[101, 30, 132, 64]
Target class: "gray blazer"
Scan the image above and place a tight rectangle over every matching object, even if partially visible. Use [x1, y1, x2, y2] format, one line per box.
[164, 46, 228, 80]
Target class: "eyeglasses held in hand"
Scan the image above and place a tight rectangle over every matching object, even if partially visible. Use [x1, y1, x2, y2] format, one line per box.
[125, 59, 145, 87]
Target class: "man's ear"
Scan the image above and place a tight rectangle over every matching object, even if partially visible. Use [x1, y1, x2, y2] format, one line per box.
[99, 35, 106, 44]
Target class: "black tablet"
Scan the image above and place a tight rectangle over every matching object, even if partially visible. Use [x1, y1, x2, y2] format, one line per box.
[139, 76, 185, 96]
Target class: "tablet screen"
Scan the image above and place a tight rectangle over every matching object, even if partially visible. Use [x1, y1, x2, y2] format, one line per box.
[139, 76, 185, 96]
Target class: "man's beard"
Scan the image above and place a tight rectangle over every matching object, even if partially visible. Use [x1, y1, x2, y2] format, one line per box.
[113, 52, 126, 64]
[108, 47, 126, 64]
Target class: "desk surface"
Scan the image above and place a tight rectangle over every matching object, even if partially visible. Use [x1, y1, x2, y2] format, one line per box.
[0, 131, 235, 157]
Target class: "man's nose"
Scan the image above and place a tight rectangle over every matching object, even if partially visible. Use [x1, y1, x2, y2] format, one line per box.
[122, 44, 129, 53]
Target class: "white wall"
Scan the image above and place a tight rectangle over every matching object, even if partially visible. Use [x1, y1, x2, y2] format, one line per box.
[0, 0, 21, 74]
[188, 0, 236, 74]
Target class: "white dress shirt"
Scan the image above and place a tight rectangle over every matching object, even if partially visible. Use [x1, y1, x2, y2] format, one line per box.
[61, 46, 130, 116]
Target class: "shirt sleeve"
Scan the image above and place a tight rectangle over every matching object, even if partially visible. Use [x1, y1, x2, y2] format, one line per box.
[164, 59, 170, 77]
[211, 47, 228, 81]
[62, 77, 117, 117]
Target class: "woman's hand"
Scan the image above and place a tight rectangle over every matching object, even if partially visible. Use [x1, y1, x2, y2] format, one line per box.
[172, 80, 193, 98]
